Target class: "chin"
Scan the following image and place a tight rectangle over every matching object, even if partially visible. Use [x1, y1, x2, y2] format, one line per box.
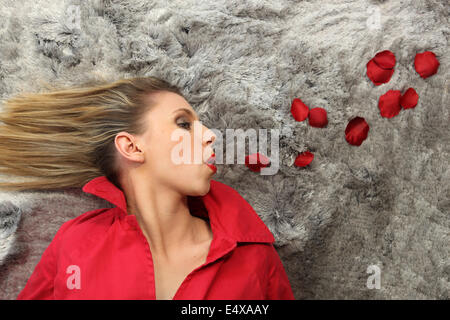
[188, 179, 211, 196]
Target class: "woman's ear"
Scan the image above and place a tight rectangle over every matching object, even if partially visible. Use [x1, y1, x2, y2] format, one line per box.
[114, 132, 145, 163]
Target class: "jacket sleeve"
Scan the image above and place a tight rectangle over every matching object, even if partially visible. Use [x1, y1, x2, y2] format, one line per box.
[16, 222, 67, 300]
[265, 244, 295, 300]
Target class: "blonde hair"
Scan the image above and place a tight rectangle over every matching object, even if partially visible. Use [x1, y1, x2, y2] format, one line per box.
[0, 76, 184, 192]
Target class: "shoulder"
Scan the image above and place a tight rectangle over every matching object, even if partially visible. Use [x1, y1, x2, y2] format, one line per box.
[238, 242, 286, 273]
[233, 242, 277, 271]
[235, 243, 294, 299]
[60, 207, 114, 230]
[54, 207, 116, 247]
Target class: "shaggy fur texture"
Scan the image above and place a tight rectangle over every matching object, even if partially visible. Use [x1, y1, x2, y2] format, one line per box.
[0, 0, 448, 299]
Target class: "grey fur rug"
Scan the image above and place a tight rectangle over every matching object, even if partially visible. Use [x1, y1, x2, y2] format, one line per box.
[0, 0, 448, 299]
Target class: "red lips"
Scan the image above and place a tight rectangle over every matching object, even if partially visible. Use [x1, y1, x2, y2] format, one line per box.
[206, 153, 217, 174]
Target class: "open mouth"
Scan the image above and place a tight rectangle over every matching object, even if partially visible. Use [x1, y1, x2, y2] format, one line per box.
[205, 154, 217, 174]
[206, 154, 216, 165]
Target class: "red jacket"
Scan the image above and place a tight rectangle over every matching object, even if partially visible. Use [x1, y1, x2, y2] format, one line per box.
[16, 176, 295, 300]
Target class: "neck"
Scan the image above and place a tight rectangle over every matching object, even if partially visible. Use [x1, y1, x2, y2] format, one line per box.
[122, 173, 210, 262]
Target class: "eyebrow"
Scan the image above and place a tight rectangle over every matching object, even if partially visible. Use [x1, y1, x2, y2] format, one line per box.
[172, 107, 199, 121]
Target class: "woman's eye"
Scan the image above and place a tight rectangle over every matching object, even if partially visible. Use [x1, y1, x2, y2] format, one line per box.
[177, 122, 191, 130]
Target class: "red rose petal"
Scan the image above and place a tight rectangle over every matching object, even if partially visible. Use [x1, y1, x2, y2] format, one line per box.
[400, 88, 419, 109]
[345, 116, 370, 146]
[366, 59, 395, 86]
[373, 50, 396, 70]
[308, 107, 328, 128]
[378, 90, 402, 118]
[414, 51, 440, 79]
[294, 151, 314, 167]
[245, 152, 270, 172]
[290, 98, 309, 122]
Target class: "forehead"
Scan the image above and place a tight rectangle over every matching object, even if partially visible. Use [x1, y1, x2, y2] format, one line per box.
[146, 91, 195, 116]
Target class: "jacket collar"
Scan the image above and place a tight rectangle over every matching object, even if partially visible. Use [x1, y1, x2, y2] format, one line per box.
[82, 176, 274, 244]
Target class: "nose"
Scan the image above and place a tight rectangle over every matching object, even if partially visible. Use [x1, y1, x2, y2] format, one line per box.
[203, 125, 216, 150]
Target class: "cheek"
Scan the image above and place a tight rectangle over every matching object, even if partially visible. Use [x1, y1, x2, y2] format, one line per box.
[144, 129, 177, 168]
[169, 131, 198, 163]
[152, 129, 203, 174]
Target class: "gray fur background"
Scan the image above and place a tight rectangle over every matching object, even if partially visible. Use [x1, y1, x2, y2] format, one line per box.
[0, 0, 448, 299]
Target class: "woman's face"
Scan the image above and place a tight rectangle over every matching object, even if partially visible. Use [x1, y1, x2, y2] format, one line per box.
[117, 91, 217, 196]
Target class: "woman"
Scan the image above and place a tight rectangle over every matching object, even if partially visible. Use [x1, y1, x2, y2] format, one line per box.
[0, 76, 294, 299]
